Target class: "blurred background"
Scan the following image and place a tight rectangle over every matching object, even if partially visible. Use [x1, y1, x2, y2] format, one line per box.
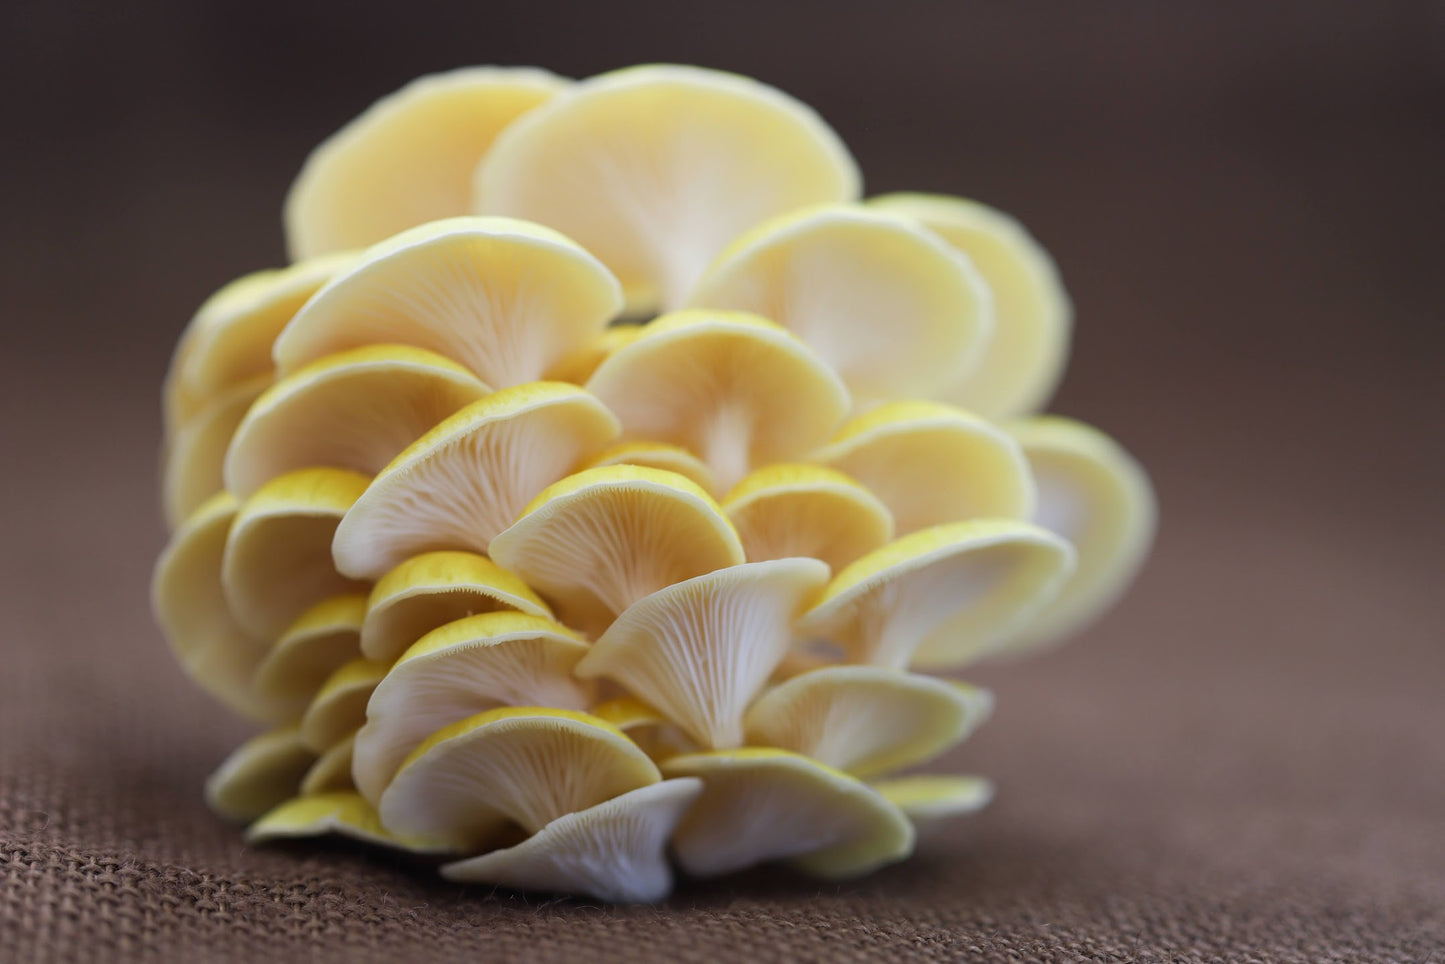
[1, 0, 1441, 954]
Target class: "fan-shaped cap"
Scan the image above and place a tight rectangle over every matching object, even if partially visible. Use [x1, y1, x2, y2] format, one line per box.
[285, 67, 568, 260]
[585, 311, 850, 493]
[300, 733, 357, 796]
[247, 792, 450, 853]
[331, 383, 621, 580]
[869, 193, 1072, 418]
[687, 205, 991, 403]
[224, 345, 488, 499]
[353, 611, 591, 804]
[576, 559, 829, 749]
[252, 595, 366, 721]
[221, 468, 370, 639]
[999, 417, 1156, 652]
[476, 64, 861, 311]
[440, 778, 702, 903]
[873, 774, 994, 840]
[798, 520, 1076, 670]
[162, 373, 270, 529]
[488, 465, 745, 635]
[743, 667, 992, 779]
[662, 748, 913, 879]
[378, 708, 661, 851]
[585, 442, 716, 493]
[204, 728, 315, 823]
[723, 464, 893, 570]
[358, 551, 552, 663]
[300, 658, 390, 753]
[810, 400, 1035, 535]
[274, 217, 623, 390]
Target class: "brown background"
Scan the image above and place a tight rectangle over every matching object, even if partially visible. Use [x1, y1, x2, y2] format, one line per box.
[2, 1, 1442, 960]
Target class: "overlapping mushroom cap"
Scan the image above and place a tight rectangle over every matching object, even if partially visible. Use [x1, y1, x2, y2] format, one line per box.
[153, 62, 1155, 904]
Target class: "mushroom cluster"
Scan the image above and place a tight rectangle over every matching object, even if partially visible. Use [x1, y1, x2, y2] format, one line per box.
[154, 64, 1155, 903]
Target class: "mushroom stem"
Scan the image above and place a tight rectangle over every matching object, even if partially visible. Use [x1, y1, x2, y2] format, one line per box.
[698, 402, 754, 494]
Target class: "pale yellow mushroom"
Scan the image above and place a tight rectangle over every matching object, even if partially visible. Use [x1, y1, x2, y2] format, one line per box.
[873, 774, 995, 840]
[161, 373, 270, 529]
[285, 67, 569, 261]
[299, 658, 390, 753]
[247, 791, 449, 854]
[299, 734, 357, 797]
[723, 464, 893, 570]
[204, 728, 315, 823]
[331, 383, 621, 580]
[252, 594, 366, 722]
[476, 64, 860, 312]
[583, 442, 716, 494]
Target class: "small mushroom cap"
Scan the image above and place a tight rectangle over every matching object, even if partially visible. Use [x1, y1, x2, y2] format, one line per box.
[662, 748, 914, 879]
[299, 733, 357, 796]
[488, 465, 746, 635]
[204, 728, 315, 823]
[723, 464, 893, 570]
[221, 468, 371, 640]
[224, 345, 488, 499]
[810, 400, 1036, 535]
[743, 666, 993, 780]
[285, 67, 568, 261]
[584, 441, 716, 494]
[576, 558, 830, 750]
[300, 658, 390, 753]
[353, 611, 591, 804]
[687, 205, 991, 403]
[274, 217, 623, 389]
[585, 311, 850, 493]
[998, 417, 1156, 652]
[331, 382, 621, 580]
[440, 778, 703, 904]
[162, 373, 270, 530]
[798, 519, 1076, 670]
[252, 594, 366, 720]
[872, 774, 995, 840]
[476, 64, 861, 312]
[378, 707, 661, 850]
[869, 193, 1072, 418]
[246, 791, 450, 854]
[359, 551, 552, 663]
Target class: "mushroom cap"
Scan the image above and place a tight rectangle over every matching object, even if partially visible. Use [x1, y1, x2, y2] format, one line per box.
[358, 551, 552, 663]
[488, 465, 746, 635]
[869, 193, 1072, 418]
[299, 658, 390, 753]
[331, 382, 621, 580]
[585, 310, 850, 493]
[246, 791, 450, 854]
[723, 463, 893, 570]
[221, 468, 371, 640]
[252, 594, 366, 720]
[810, 400, 1036, 535]
[798, 519, 1076, 670]
[274, 217, 623, 389]
[872, 774, 995, 840]
[476, 64, 861, 312]
[743, 666, 993, 779]
[662, 748, 914, 879]
[204, 728, 315, 824]
[224, 344, 488, 499]
[352, 611, 591, 804]
[299, 734, 358, 796]
[162, 373, 270, 529]
[285, 67, 569, 261]
[998, 416, 1156, 652]
[440, 778, 703, 903]
[687, 205, 991, 403]
[584, 441, 717, 494]
[378, 707, 661, 850]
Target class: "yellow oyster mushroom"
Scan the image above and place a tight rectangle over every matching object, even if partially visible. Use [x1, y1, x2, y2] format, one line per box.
[331, 383, 621, 580]
[476, 64, 860, 311]
[378, 708, 661, 851]
[299, 658, 390, 753]
[584, 441, 716, 494]
[810, 400, 1036, 535]
[221, 468, 370, 640]
[352, 612, 591, 804]
[743, 666, 993, 780]
[162, 373, 270, 529]
[662, 748, 913, 879]
[873, 774, 995, 840]
[585, 311, 850, 493]
[723, 464, 893, 570]
[247, 792, 449, 853]
[224, 345, 488, 499]
[870, 193, 1072, 418]
[285, 67, 568, 261]
[299, 733, 357, 796]
[687, 205, 991, 403]
[274, 217, 623, 390]
[358, 551, 551, 663]
[576, 559, 830, 750]
[204, 728, 315, 823]
[999, 417, 1156, 652]
[797, 520, 1076, 670]
[441, 778, 703, 904]
[252, 595, 366, 722]
[488, 465, 746, 636]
